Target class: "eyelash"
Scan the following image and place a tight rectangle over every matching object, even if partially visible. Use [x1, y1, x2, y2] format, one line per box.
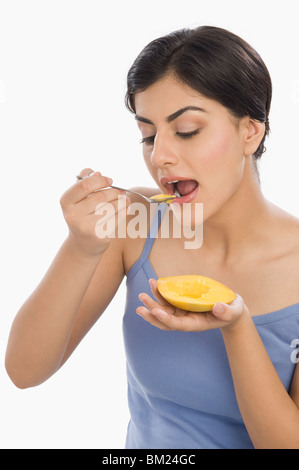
[140, 129, 200, 146]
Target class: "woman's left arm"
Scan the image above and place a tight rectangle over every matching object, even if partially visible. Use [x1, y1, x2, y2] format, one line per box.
[221, 312, 299, 449]
[137, 279, 299, 449]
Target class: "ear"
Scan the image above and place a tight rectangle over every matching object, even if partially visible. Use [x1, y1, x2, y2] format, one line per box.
[243, 118, 266, 157]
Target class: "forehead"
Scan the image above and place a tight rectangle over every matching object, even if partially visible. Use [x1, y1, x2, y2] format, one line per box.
[134, 75, 229, 121]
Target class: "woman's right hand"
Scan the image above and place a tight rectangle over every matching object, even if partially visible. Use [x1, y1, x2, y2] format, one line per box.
[60, 168, 130, 257]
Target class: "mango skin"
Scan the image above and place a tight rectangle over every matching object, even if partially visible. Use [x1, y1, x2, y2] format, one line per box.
[157, 275, 236, 312]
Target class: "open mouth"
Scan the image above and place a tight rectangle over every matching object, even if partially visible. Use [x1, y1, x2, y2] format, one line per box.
[162, 177, 199, 204]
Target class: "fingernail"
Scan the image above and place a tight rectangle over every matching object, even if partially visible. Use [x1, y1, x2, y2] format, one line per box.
[213, 303, 225, 315]
[107, 177, 113, 185]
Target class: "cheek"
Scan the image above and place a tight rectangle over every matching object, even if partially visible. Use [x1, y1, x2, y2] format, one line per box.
[143, 153, 160, 183]
[144, 153, 154, 174]
[199, 131, 242, 174]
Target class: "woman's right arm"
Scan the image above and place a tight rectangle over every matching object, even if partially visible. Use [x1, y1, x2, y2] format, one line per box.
[5, 169, 130, 389]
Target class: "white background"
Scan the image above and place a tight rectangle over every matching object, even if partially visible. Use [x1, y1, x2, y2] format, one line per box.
[0, 0, 298, 449]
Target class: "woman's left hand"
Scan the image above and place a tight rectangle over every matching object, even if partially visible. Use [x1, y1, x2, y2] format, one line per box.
[136, 278, 249, 332]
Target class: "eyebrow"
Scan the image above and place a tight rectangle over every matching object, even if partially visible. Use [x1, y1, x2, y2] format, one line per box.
[135, 106, 207, 125]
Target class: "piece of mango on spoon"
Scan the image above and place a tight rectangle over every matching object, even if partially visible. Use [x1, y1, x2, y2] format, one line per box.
[150, 194, 176, 204]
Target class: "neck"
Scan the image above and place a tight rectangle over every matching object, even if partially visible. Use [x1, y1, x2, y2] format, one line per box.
[202, 157, 272, 264]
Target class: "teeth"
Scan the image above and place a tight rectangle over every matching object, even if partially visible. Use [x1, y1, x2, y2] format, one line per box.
[165, 179, 182, 197]
[164, 179, 182, 197]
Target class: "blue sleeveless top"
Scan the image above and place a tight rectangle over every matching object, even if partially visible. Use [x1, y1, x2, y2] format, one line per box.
[123, 204, 299, 449]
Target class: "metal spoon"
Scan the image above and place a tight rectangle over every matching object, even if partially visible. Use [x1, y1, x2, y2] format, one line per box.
[76, 175, 175, 204]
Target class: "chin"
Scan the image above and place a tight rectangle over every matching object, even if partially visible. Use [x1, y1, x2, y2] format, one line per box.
[170, 200, 204, 230]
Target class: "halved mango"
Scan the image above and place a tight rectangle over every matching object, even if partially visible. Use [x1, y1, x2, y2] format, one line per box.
[157, 275, 236, 312]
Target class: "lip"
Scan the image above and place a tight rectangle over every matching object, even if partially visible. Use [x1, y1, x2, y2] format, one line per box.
[159, 175, 199, 205]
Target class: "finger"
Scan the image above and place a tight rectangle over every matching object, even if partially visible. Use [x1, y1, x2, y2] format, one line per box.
[148, 278, 172, 306]
[138, 292, 175, 315]
[94, 204, 129, 240]
[212, 294, 245, 321]
[80, 189, 128, 215]
[76, 168, 99, 179]
[151, 307, 189, 330]
[150, 308, 222, 332]
[95, 194, 130, 214]
[63, 174, 113, 205]
[136, 306, 171, 331]
[75, 174, 114, 203]
[62, 171, 104, 205]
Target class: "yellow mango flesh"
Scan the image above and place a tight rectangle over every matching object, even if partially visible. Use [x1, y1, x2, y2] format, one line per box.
[157, 275, 236, 312]
[150, 194, 175, 203]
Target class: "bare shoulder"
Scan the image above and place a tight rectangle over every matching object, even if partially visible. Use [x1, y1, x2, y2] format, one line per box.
[272, 204, 299, 253]
[276, 205, 299, 227]
[277, 212, 299, 406]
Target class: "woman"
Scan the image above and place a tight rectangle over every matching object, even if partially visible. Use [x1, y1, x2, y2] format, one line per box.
[5, 25, 299, 449]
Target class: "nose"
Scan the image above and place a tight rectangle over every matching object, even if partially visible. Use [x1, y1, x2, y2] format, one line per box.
[150, 133, 179, 168]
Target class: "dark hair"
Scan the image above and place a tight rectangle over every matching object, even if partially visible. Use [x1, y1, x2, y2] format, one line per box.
[125, 25, 272, 160]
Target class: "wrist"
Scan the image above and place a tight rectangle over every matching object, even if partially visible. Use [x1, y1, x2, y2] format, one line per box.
[65, 234, 104, 263]
[220, 307, 252, 338]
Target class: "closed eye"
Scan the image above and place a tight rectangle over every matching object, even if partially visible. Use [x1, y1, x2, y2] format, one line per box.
[140, 135, 155, 146]
[140, 129, 200, 146]
[177, 129, 200, 139]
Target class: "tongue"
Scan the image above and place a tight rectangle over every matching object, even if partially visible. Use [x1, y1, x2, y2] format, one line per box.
[176, 180, 198, 196]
